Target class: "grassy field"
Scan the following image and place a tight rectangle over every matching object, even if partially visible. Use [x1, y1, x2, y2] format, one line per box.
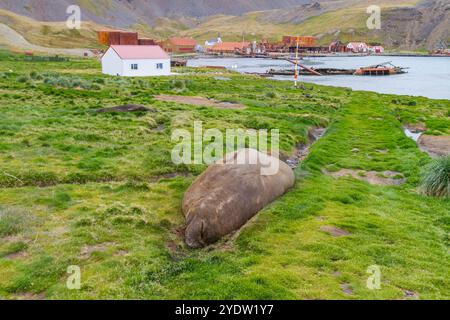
[0, 51, 448, 300]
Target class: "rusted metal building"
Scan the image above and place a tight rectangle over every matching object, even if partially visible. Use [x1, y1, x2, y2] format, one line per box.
[138, 38, 157, 46]
[328, 41, 349, 53]
[119, 32, 139, 45]
[282, 36, 317, 47]
[97, 30, 138, 46]
[161, 38, 198, 53]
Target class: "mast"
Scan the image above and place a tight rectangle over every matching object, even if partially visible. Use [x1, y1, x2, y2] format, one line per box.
[294, 36, 299, 88]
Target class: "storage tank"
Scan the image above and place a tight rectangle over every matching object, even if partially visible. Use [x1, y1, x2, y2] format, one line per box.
[120, 32, 139, 45]
[97, 31, 110, 45]
[108, 31, 121, 45]
[138, 38, 156, 45]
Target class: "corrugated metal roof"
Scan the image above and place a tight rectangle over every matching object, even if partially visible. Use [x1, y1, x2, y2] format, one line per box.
[169, 37, 197, 46]
[110, 45, 169, 59]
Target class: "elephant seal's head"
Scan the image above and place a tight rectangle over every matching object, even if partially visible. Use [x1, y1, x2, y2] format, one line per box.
[185, 217, 207, 249]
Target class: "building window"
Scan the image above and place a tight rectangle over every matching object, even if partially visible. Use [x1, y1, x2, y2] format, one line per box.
[131, 64, 138, 70]
[156, 63, 163, 69]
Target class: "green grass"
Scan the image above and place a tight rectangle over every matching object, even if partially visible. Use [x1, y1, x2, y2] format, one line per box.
[0, 50, 448, 299]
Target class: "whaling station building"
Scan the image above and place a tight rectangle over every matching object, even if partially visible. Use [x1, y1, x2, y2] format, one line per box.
[101, 45, 171, 77]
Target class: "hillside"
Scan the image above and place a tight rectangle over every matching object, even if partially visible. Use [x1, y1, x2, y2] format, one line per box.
[178, 0, 449, 50]
[0, 0, 448, 51]
[0, 0, 312, 26]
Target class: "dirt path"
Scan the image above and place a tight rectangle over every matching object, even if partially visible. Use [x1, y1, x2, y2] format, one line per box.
[0, 23, 93, 57]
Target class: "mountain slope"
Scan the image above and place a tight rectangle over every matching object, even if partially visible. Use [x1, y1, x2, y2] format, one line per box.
[0, 0, 447, 51]
[178, 0, 449, 50]
[0, 0, 312, 26]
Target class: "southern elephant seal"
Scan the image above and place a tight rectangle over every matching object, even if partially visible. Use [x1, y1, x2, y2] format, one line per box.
[182, 149, 295, 248]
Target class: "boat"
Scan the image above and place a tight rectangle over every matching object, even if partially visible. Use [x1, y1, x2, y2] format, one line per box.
[267, 68, 355, 76]
[354, 62, 407, 76]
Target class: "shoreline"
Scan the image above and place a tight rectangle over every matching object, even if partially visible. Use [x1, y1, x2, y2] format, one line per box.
[186, 56, 450, 100]
[182, 53, 450, 59]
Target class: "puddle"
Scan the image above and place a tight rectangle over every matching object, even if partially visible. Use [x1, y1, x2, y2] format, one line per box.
[404, 128, 423, 142]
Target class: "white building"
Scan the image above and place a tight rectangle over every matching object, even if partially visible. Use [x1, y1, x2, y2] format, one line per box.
[101, 45, 171, 77]
[205, 37, 222, 47]
[346, 42, 369, 53]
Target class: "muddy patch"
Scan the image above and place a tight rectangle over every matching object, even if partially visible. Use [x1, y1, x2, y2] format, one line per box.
[79, 242, 114, 259]
[332, 271, 342, 277]
[326, 169, 406, 186]
[403, 124, 449, 157]
[418, 135, 450, 157]
[320, 226, 351, 237]
[5, 250, 28, 260]
[150, 172, 190, 183]
[114, 250, 129, 257]
[95, 104, 156, 113]
[152, 124, 166, 132]
[166, 226, 187, 260]
[341, 283, 353, 295]
[405, 123, 427, 133]
[155, 94, 246, 109]
[12, 292, 46, 300]
[403, 290, 420, 300]
[286, 127, 326, 169]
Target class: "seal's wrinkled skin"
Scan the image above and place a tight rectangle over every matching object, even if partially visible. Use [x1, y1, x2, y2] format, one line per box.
[183, 149, 295, 248]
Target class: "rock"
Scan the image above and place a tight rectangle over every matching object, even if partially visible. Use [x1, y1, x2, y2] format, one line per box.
[95, 104, 156, 113]
[182, 149, 295, 248]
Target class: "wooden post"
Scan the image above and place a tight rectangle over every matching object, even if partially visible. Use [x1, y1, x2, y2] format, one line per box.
[294, 36, 299, 88]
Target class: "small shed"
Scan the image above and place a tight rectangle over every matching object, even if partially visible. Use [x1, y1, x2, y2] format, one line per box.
[101, 45, 171, 77]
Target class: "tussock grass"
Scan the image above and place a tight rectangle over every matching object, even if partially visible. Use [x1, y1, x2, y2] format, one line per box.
[0, 206, 36, 237]
[420, 156, 450, 197]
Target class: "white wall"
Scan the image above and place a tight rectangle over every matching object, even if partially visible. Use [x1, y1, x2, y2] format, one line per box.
[101, 48, 171, 77]
[101, 48, 123, 76]
[121, 59, 171, 77]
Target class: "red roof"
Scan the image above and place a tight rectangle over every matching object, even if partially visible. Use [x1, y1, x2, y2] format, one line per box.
[110, 45, 169, 59]
[209, 42, 250, 52]
[169, 37, 197, 46]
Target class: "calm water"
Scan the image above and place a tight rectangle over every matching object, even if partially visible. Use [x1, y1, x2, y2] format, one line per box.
[187, 56, 450, 100]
